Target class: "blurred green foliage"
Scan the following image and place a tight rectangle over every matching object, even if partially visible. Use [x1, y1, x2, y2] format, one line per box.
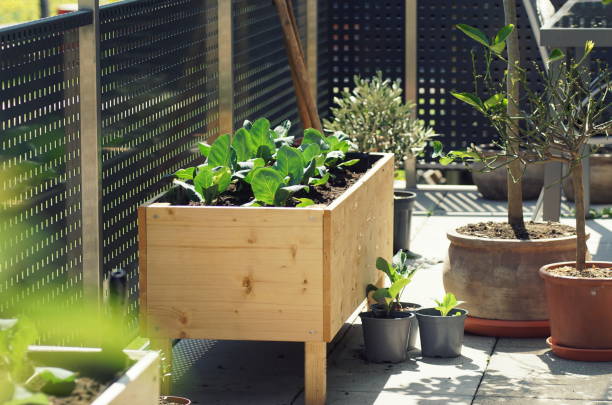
[0, 0, 119, 25]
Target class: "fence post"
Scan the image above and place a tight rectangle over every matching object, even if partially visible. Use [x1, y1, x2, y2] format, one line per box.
[78, 0, 103, 305]
[307, 0, 318, 105]
[405, 0, 417, 112]
[218, 0, 234, 136]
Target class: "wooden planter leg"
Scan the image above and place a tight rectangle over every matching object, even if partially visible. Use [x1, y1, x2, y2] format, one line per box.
[151, 338, 173, 395]
[304, 341, 326, 405]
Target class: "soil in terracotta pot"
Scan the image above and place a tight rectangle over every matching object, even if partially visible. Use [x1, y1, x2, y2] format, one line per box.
[160, 398, 189, 405]
[457, 221, 575, 240]
[48, 377, 110, 405]
[547, 265, 612, 278]
[164, 153, 379, 207]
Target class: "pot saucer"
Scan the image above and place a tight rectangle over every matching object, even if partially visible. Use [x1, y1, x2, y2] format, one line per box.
[546, 337, 612, 362]
[465, 316, 550, 338]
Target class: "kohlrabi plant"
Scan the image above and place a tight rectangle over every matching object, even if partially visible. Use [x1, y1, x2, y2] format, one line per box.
[367, 250, 419, 316]
[172, 118, 362, 207]
[434, 293, 465, 317]
[0, 318, 77, 405]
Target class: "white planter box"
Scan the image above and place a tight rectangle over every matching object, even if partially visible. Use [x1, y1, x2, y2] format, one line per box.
[28, 346, 160, 405]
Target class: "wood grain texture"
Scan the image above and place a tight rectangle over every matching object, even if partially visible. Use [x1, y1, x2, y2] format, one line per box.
[324, 154, 394, 341]
[304, 341, 326, 405]
[143, 207, 325, 342]
[140, 154, 394, 344]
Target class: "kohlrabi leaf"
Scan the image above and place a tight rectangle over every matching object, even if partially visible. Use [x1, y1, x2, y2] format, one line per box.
[301, 143, 321, 163]
[173, 179, 204, 202]
[174, 167, 195, 180]
[309, 172, 330, 186]
[244, 158, 266, 184]
[275, 146, 304, 186]
[302, 129, 329, 150]
[198, 142, 211, 158]
[456, 24, 489, 47]
[251, 168, 284, 205]
[251, 118, 276, 153]
[338, 159, 359, 168]
[296, 198, 315, 207]
[207, 134, 232, 167]
[232, 128, 255, 162]
[256, 145, 273, 162]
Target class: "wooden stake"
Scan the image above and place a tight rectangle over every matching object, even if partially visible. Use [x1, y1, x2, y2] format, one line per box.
[274, 0, 322, 132]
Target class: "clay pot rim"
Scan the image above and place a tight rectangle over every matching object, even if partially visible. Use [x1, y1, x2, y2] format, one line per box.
[539, 261, 612, 284]
[160, 396, 192, 405]
[447, 227, 585, 248]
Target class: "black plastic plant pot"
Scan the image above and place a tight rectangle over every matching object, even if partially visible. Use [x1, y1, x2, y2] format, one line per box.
[370, 302, 422, 349]
[393, 191, 416, 252]
[416, 307, 468, 358]
[359, 311, 414, 363]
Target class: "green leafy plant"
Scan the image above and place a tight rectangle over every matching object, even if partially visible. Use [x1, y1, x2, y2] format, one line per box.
[173, 119, 362, 207]
[0, 318, 76, 405]
[367, 250, 419, 316]
[434, 293, 465, 317]
[324, 71, 436, 167]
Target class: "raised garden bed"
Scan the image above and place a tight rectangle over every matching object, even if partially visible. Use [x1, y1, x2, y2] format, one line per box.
[138, 152, 393, 405]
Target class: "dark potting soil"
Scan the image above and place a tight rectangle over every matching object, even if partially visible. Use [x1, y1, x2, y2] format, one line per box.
[457, 221, 576, 240]
[547, 265, 612, 279]
[48, 377, 110, 405]
[166, 152, 379, 207]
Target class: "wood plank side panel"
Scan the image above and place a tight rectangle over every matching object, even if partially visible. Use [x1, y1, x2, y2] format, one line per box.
[325, 155, 394, 341]
[144, 207, 325, 342]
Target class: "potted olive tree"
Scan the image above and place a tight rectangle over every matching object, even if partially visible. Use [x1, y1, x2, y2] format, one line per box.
[530, 45, 612, 361]
[324, 72, 435, 251]
[416, 293, 468, 358]
[434, 2, 590, 337]
[360, 252, 418, 363]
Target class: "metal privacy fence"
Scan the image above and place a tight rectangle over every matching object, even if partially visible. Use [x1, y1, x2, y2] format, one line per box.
[0, 0, 315, 334]
[2, 0, 610, 336]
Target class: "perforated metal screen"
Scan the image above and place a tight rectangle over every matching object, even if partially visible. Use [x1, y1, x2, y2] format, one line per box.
[416, 0, 544, 150]
[328, 0, 405, 99]
[99, 0, 219, 319]
[0, 12, 91, 313]
[317, 0, 330, 118]
[232, 0, 306, 135]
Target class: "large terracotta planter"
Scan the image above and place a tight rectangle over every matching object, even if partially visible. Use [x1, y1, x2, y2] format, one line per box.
[443, 228, 587, 321]
[563, 150, 612, 204]
[540, 262, 612, 353]
[471, 145, 544, 201]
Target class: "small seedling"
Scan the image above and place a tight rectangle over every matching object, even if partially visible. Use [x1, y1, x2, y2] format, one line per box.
[367, 250, 420, 316]
[434, 293, 465, 316]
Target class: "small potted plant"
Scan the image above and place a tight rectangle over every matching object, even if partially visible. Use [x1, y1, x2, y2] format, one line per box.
[324, 72, 436, 252]
[360, 252, 418, 363]
[416, 293, 468, 358]
[367, 250, 421, 349]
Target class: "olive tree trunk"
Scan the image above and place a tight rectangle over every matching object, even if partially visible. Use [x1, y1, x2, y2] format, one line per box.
[571, 160, 587, 271]
[503, 0, 525, 229]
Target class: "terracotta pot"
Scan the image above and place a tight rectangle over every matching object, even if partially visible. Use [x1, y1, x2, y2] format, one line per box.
[471, 144, 544, 201]
[443, 228, 588, 320]
[563, 150, 612, 204]
[160, 396, 192, 404]
[540, 261, 612, 350]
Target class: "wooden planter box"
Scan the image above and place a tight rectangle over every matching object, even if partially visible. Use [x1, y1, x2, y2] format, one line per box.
[28, 347, 160, 405]
[138, 153, 394, 404]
